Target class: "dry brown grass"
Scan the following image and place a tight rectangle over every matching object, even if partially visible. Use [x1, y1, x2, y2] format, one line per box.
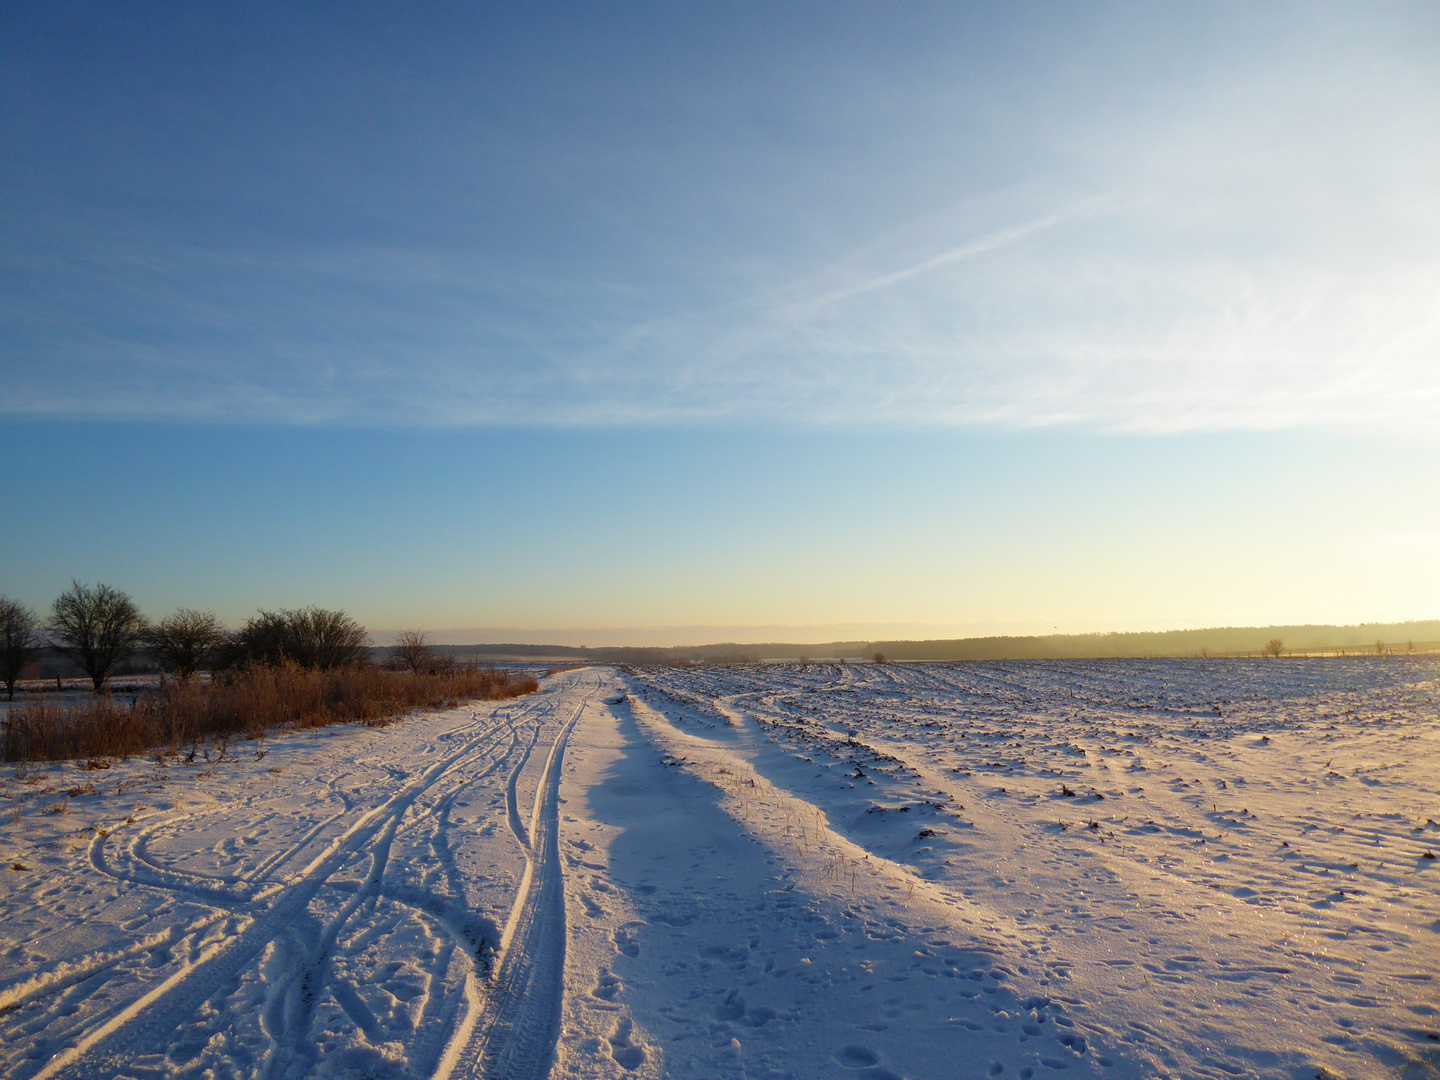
[1, 662, 539, 763]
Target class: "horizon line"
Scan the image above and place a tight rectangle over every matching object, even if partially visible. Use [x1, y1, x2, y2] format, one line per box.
[383, 617, 1440, 650]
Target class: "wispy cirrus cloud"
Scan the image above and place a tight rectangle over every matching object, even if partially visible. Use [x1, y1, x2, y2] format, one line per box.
[6, 192, 1439, 439]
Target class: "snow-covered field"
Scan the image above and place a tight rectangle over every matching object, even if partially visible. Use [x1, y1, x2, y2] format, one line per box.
[2, 661, 1437, 1080]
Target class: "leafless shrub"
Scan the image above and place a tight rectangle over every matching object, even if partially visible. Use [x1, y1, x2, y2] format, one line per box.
[145, 609, 227, 679]
[224, 610, 289, 668]
[393, 630, 435, 674]
[1262, 638, 1285, 658]
[287, 608, 368, 669]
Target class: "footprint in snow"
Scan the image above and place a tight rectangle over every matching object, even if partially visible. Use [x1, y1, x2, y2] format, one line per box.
[831, 1048, 904, 1080]
[592, 970, 622, 1001]
[613, 926, 640, 957]
[606, 1017, 645, 1070]
[836, 1046, 879, 1067]
[714, 989, 746, 1021]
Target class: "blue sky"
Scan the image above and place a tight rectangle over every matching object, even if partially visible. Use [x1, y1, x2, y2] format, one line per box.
[3, 3, 1438, 643]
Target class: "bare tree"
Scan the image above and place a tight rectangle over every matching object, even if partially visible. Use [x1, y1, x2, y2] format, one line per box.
[49, 581, 148, 691]
[145, 609, 227, 680]
[1263, 638, 1285, 658]
[873, 651, 886, 664]
[0, 596, 43, 700]
[393, 630, 434, 675]
[229, 607, 368, 670]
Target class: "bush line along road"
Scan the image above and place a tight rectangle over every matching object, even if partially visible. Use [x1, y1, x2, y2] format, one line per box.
[1, 660, 1438, 1079]
[3, 583, 376, 699]
[1, 585, 538, 763]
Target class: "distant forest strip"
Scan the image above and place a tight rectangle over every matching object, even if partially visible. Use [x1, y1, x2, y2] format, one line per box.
[399, 621, 1440, 664]
[863, 622, 1440, 661]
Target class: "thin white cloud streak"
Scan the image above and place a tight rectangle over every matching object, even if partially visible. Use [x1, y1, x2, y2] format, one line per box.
[804, 200, 1101, 309]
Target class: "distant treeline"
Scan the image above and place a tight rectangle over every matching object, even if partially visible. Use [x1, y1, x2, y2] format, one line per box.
[864, 622, 1440, 661]
[398, 622, 1440, 664]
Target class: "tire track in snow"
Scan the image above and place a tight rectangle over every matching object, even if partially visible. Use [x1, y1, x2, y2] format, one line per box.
[20, 726, 514, 1077]
[31, 704, 531, 1080]
[435, 675, 596, 1080]
[506, 716, 545, 851]
[258, 713, 542, 1080]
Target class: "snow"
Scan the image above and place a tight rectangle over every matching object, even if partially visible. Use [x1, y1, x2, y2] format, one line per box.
[2, 661, 1437, 1079]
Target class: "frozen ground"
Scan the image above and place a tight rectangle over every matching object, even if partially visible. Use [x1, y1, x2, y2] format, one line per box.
[1, 661, 1437, 1080]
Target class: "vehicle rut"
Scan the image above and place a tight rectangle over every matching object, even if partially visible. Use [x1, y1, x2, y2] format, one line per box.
[435, 681, 594, 1080]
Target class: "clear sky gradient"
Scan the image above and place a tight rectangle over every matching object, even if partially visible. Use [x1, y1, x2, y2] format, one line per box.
[3, 3, 1438, 644]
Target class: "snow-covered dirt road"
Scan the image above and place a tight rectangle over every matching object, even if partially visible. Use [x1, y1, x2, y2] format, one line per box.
[2, 668, 603, 1080]
[3, 661, 1438, 1080]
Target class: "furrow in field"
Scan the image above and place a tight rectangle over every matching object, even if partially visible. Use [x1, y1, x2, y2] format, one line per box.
[624, 660, 1440, 1080]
